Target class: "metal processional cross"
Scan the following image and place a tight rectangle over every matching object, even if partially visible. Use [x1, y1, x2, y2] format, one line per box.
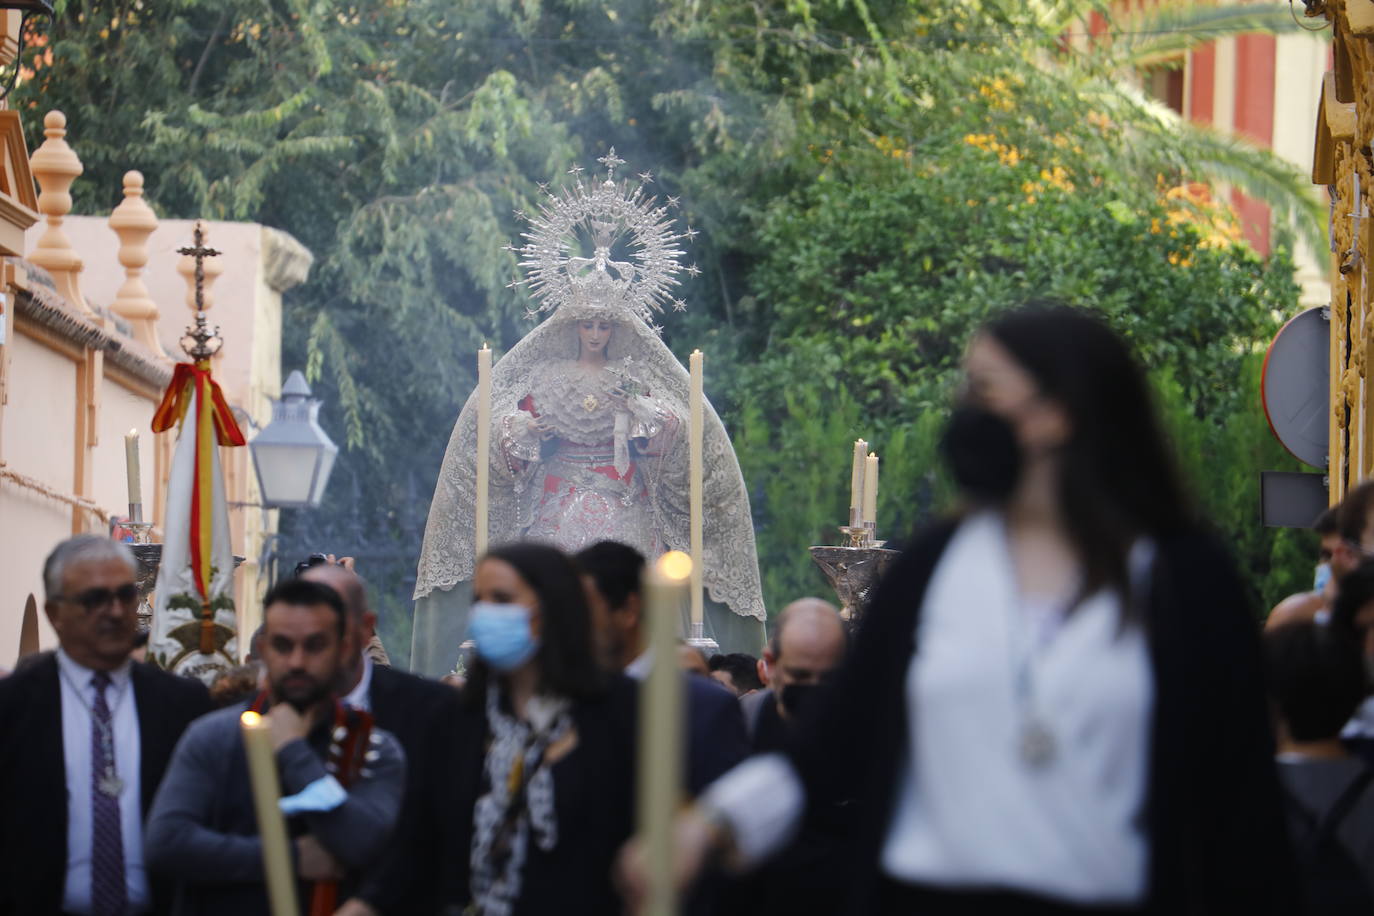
[176, 221, 224, 362]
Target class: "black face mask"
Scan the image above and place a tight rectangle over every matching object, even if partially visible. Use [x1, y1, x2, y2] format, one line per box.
[939, 404, 1023, 503]
[780, 682, 820, 718]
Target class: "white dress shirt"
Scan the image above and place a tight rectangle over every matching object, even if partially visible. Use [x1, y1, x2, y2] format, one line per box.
[624, 649, 653, 681]
[56, 648, 149, 915]
[1341, 695, 1374, 739]
[342, 652, 375, 711]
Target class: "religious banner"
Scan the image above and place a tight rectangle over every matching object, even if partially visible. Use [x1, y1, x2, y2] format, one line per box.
[148, 222, 246, 684]
[148, 359, 245, 682]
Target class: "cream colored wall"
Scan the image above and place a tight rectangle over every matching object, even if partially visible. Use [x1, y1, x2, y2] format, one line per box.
[0, 333, 79, 662]
[0, 482, 68, 662]
[2, 332, 76, 492]
[93, 379, 161, 520]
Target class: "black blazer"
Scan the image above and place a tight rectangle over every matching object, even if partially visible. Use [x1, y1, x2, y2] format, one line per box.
[0, 652, 212, 916]
[685, 674, 748, 795]
[789, 521, 1301, 914]
[354, 663, 467, 916]
[445, 675, 638, 916]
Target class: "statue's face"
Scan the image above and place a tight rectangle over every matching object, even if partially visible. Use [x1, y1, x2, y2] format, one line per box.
[577, 319, 615, 356]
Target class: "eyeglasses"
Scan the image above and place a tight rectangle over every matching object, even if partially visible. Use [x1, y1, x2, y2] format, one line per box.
[52, 583, 139, 614]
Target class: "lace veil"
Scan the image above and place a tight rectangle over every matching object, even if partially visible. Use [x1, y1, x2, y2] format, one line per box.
[413, 306, 766, 623]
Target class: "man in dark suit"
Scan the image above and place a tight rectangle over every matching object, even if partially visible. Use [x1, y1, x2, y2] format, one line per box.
[302, 562, 465, 916]
[731, 598, 851, 916]
[741, 598, 847, 752]
[0, 535, 211, 916]
[575, 541, 748, 794]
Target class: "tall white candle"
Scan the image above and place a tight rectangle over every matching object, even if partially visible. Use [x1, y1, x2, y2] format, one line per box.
[689, 350, 704, 632]
[475, 344, 492, 558]
[862, 453, 880, 536]
[240, 712, 300, 916]
[849, 438, 867, 526]
[124, 429, 142, 509]
[638, 551, 691, 916]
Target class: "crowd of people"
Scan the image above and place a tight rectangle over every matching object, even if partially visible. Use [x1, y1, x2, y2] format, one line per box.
[3, 304, 1374, 915]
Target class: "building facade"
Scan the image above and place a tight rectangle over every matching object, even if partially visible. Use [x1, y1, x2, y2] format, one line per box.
[0, 98, 310, 665]
[1312, 0, 1371, 502]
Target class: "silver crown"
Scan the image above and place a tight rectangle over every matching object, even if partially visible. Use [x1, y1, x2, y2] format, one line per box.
[509, 149, 698, 331]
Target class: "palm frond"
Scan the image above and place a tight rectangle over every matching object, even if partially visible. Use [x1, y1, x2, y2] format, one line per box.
[1095, 3, 1317, 70]
[1086, 79, 1326, 258]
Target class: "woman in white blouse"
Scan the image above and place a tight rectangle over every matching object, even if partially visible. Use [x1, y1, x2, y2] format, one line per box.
[621, 306, 1298, 915]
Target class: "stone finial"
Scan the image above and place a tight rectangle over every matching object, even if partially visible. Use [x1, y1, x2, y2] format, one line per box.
[28, 111, 91, 315]
[108, 170, 164, 354]
[262, 226, 314, 293]
[176, 219, 224, 312]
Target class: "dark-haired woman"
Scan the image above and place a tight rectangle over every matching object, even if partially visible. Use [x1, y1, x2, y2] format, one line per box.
[445, 542, 637, 916]
[624, 306, 1297, 914]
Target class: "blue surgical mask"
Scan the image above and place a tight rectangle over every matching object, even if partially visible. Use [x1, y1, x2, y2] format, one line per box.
[469, 601, 539, 671]
[1314, 562, 1332, 595]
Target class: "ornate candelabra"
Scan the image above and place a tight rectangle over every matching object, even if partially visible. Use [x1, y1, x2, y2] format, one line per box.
[809, 522, 899, 625]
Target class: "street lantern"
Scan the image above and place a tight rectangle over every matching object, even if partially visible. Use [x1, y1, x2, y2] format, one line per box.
[0, 0, 55, 103]
[250, 370, 338, 509]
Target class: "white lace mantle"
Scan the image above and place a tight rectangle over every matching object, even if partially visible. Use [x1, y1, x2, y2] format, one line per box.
[414, 311, 766, 622]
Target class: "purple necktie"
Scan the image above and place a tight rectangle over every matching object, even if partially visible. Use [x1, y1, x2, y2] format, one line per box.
[90, 671, 126, 916]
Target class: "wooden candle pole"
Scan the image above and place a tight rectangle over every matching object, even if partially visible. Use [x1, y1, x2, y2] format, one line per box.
[688, 350, 704, 636]
[475, 344, 492, 558]
[240, 711, 300, 916]
[638, 551, 691, 916]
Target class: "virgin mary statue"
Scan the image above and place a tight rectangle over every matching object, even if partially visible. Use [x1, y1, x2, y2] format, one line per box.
[411, 152, 766, 674]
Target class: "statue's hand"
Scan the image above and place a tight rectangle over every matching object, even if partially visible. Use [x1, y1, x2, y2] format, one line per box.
[608, 385, 631, 408]
[528, 418, 556, 440]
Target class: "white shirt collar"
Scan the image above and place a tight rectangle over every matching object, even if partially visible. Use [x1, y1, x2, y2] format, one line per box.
[342, 651, 374, 710]
[624, 649, 653, 681]
[56, 646, 133, 692]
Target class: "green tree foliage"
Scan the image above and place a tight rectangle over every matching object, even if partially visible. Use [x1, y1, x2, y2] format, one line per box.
[18, 0, 1321, 635]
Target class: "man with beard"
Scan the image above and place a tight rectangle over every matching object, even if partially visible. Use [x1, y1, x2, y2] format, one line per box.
[144, 579, 405, 915]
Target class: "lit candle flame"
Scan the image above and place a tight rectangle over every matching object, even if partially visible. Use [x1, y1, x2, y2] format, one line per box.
[658, 550, 693, 582]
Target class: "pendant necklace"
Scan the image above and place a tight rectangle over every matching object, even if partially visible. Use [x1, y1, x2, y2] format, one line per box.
[1004, 530, 1073, 770]
[1013, 656, 1057, 769]
[59, 667, 127, 797]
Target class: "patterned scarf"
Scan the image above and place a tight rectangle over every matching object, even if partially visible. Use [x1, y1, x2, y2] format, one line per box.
[469, 686, 574, 916]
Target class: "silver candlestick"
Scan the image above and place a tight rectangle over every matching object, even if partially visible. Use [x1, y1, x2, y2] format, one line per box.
[686, 621, 719, 654]
[130, 543, 162, 633]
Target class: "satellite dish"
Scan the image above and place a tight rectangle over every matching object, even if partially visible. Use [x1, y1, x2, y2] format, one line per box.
[1261, 307, 1329, 469]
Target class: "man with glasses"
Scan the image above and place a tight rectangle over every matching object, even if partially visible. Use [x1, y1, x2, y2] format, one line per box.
[0, 535, 211, 916]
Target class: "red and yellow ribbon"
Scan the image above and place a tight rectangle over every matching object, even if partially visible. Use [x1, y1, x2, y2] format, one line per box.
[152, 361, 245, 608]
